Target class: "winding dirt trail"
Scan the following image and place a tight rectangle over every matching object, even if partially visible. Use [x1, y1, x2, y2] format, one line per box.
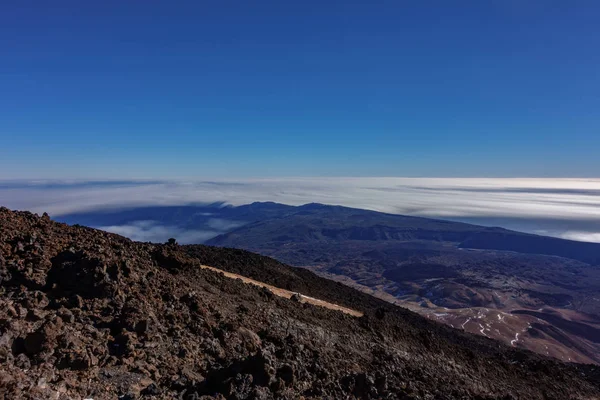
[199, 264, 363, 317]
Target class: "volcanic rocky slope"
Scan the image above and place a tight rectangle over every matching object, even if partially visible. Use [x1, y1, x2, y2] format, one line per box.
[1, 207, 600, 399]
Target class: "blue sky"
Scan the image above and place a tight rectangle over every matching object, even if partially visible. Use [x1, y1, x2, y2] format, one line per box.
[1, 1, 599, 178]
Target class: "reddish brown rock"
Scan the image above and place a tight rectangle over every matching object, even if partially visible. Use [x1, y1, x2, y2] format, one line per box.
[0, 206, 599, 399]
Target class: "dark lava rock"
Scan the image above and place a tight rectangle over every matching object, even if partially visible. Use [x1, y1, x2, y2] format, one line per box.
[141, 383, 160, 396]
[276, 364, 295, 386]
[23, 331, 45, 355]
[0, 207, 599, 399]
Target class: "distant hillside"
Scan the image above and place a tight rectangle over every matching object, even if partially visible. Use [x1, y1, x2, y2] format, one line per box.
[207, 203, 600, 265]
[459, 232, 600, 265]
[58, 202, 600, 265]
[206, 203, 600, 365]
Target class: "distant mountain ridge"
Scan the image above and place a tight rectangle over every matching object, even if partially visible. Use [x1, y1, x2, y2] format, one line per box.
[58, 201, 600, 265]
[207, 202, 600, 265]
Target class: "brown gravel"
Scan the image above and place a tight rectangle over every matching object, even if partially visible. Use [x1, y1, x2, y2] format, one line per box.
[1, 207, 600, 399]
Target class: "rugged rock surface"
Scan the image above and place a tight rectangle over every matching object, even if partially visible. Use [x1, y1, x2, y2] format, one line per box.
[1, 207, 600, 399]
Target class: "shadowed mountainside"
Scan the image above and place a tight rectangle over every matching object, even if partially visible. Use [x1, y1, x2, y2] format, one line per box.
[57, 201, 600, 264]
[207, 203, 600, 264]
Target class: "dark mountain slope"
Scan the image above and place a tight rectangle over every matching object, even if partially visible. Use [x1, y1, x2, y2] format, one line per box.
[58, 201, 600, 264]
[459, 232, 600, 265]
[183, 243, 598, 363]
[207, 203, 600, 265]
[2, 207, 600, 399]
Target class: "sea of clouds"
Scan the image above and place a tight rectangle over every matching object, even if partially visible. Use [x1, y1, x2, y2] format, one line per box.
[1, 178, 600, 243]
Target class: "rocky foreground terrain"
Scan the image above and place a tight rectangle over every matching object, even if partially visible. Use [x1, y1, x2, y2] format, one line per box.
[1, 207, 600, 399]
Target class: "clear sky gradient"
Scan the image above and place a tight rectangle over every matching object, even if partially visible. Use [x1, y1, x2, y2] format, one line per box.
[1, 1, 599, 178]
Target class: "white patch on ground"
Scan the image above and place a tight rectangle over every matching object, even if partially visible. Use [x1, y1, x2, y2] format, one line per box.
[479, 324, 488, 337]
[511, 333, 520, 346]
[461, 317, 472, 330]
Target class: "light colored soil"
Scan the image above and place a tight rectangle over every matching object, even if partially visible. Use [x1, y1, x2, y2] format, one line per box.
[302, 265, 600, 365]
[199, 264, 363, 317]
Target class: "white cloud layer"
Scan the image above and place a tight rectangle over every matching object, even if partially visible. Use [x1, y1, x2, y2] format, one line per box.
[559, 231, 600, 243]
[1, 178, 600, 242]
[97, 220, 222, 244]
[94, 218, 246, 244]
